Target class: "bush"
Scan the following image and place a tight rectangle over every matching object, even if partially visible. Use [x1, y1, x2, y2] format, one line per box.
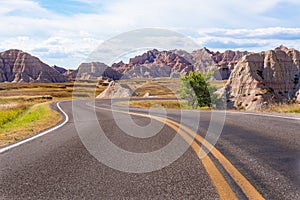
[180, 71, 213, 108]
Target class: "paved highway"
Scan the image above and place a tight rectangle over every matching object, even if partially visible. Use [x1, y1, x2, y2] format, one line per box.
[0, 99, 299, 199]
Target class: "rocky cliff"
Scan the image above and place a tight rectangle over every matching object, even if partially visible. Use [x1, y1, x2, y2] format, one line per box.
[96, 81, 136, 98]
[68, 62, 122, 80]
[109, 48, 248, 80]
[0, 49, 68, 83]
[296, 89, 300, 103]
[226, 46, 300, 110]
[52, 65, 67, 74]
[72, 48, 249, 81]
[192, 48, 249, 80]
[111, 49, 194, 79]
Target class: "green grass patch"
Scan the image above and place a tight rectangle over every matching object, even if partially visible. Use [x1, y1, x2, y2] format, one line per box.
[0, 102, 61, 147]
[0, 106, 27, 127]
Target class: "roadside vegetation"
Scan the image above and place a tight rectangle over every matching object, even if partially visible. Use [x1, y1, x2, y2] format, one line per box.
[120, 100, 189, 109]
[264, 103, 300, 114]
[115, 76, 225, 110]
[0, 97, 60, 146]
[119, 78, 180, 97]
[180, 71, 223, 109]
[0, 82, 107, 147]
[121, 99, 300, 114]
[118, 77, 225, 98]
[118, 99, 211, 110]
[0, 104, 26, 127]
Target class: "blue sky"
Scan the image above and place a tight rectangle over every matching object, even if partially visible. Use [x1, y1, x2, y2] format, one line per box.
[1, 0, 300, 69]
[35, 0, 96, 14]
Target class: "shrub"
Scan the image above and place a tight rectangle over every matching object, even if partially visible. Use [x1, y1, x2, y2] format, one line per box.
[180, 71, 213, 108]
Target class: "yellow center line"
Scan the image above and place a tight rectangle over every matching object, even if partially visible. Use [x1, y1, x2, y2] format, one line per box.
[88, 102, 264, 199]
[161, 119, 238, 200]
[165, 118, 264, 200]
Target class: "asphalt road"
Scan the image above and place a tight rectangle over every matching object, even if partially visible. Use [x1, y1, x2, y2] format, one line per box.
[0, 99, 299, 199]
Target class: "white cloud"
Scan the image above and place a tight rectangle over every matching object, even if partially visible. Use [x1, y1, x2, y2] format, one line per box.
[1, 35, 103, 68]
[194, 27, 300, 52]
[0, 0, 300, 68]
[198, 27, 300, 39]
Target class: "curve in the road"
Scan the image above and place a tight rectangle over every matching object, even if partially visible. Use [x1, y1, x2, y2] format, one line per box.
[88, 102, 265, 200]
[1, 100, 298, 199]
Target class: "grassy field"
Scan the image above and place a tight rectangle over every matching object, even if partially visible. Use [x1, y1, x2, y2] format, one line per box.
[0, 99, 60, 146]
[116, 78, 225, 110]
[119, 78, 226, 97]
[0, 82, 107, 99]
[0, 81, 107, 147]
[119, 78, 180, 97]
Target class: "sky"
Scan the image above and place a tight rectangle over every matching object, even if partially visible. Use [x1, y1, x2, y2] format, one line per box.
[1, 0, 300, 69]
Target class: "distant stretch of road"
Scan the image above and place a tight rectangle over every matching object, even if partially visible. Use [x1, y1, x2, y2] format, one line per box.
[0, 99, 299, 199]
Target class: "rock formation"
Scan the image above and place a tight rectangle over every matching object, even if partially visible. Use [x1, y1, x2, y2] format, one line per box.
[191, 48, 249, 80]
[111, 49, 194, 79]
[226, 45, 300, 110]
[74, 48, 249, 81]
[68, 62, 122, 80]
[52, 65, 67, 74]
[296, 89, 300, 103]
[96, 81, 136, 98]
[0, 49, 68, 83]
[63, 69, 76, 79]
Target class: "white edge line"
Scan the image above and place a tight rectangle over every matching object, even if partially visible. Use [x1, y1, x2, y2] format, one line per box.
[228, 111, 300, 121]
[188, 109, 300, 121]
[0, 101, 69, 154]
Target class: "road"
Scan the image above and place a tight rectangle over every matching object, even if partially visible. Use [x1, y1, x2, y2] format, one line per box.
[0, 99, 299, 199]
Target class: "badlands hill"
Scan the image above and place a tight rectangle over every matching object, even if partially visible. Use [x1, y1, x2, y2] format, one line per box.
[66, 62, 122, 80]
[91, 46, 300, 110]
[72, 48, 248, 81]
[1, 47, 299, 110]
[0, 48, 249, 82]
[111, 49, 194, 79]
[0, 49, 68, 83]
[226, 45, 300, 110]
[191, 48, 249, 79]
[108, 48, 248, 80]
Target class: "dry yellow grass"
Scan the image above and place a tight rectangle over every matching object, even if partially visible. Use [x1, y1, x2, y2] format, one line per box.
[0, 82, 107, 99]
[209, 80, 227, 89]
[119, 78, 180, 97]
[123, 100, 188, 109]
[118, 99, 213, 110]
[264, 103, 300, 114]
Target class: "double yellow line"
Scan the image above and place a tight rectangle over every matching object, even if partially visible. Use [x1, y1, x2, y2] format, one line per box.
[89, 102, 264, 200]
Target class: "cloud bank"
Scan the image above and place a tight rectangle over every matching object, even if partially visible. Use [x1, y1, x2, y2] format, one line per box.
[0, 0, 300, 68]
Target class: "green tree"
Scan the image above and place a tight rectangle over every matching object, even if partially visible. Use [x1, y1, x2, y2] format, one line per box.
[180, 71, 213, 108]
